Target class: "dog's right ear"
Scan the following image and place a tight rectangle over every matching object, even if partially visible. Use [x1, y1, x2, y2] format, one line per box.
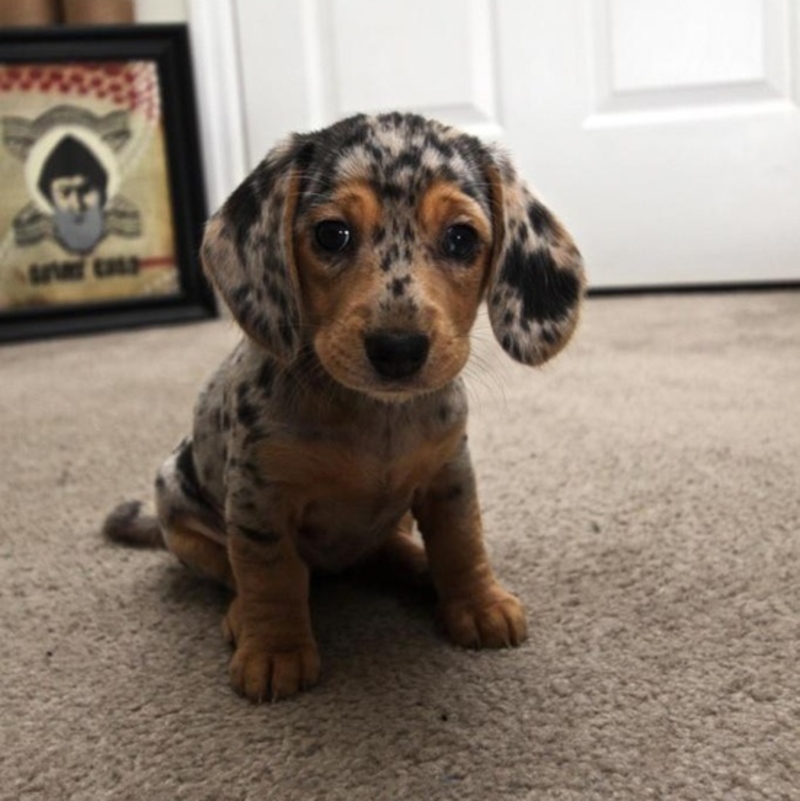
[201, 135, 312, 363]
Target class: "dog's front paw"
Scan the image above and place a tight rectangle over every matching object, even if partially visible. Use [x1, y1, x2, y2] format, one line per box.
[229, 639, 320, 703]
[438, 586, 527, 649]
[224, 597, 320, 702]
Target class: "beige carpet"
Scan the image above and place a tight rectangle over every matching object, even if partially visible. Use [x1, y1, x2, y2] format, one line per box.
[2, 291, 798, 801]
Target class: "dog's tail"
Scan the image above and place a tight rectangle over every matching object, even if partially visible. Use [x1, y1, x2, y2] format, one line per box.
[102, 500, 165, 549]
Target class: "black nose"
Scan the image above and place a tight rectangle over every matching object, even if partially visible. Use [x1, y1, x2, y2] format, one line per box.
[364, 331, 430, 379]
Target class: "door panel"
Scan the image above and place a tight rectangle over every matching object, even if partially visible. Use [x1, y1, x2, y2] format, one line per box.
[607, 0, 766, 92]
[235, 0, 504, 158]
[329, 0, 499, 132]
[588, 0, 791, 121]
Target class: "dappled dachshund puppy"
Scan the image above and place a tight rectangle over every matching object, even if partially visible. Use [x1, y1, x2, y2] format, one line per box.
[104, 112, 585, 702]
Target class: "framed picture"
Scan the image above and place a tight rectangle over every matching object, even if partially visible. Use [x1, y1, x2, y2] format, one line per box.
[0, 25, 216, 343]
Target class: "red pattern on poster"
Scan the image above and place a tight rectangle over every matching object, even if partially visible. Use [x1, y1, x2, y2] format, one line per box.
[0, 62, 160, 121]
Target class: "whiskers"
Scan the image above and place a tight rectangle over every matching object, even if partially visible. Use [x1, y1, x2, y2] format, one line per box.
[464, 331, 510, 414]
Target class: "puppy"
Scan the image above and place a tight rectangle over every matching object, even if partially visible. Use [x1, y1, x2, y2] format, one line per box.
[104, 112, 585, 702]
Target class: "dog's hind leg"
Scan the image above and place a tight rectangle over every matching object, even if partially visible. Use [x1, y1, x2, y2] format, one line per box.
[104, 437, 233, 590]
[155, 437, 233, 589]
[160, 517, 233, 590]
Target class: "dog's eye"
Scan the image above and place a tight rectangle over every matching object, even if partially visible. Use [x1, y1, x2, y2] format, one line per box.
[441, 224, 479, 262]
[315, 220, 352, 253]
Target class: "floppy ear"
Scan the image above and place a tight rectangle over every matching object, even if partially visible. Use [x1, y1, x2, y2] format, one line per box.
[484, 147, 586, 366]
[201, 135, 311, 363]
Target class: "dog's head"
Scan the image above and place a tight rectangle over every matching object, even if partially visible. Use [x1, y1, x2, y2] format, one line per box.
[202, 113, 585, 400]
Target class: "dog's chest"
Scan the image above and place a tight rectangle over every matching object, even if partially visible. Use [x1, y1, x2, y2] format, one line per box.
[256, 415, 463, 571]
[294, 493, 409, 571]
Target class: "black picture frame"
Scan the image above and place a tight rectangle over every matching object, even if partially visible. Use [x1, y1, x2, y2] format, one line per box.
[0, 24, 215, 343]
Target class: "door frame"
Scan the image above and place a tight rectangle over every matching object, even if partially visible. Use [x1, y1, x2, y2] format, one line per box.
[186, 0, 247, 211]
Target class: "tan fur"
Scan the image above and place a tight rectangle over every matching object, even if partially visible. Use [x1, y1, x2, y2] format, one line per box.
[163, 519, 233, 589]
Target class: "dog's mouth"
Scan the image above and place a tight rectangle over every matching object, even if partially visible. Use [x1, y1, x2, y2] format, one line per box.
[311, 328, 467, 402]
[363, 377, 434, 402]
[327, 364, 437, 403]
[314, 352, 438, 403]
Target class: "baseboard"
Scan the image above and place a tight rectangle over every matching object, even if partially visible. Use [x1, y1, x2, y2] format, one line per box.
[588, 280, 800, 297]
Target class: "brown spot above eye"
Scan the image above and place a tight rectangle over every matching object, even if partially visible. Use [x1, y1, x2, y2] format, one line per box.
[308, 181, 383, 246]
[417, 180, 492, 249]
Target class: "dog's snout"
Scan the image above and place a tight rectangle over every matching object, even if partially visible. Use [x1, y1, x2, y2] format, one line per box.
[364, 331, 430, 379]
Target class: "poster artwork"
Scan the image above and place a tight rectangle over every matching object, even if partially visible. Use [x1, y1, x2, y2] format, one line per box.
[0, 61, 180, 311]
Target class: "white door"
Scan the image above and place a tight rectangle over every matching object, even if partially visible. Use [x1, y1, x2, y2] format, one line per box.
[204, 0, 800, 289]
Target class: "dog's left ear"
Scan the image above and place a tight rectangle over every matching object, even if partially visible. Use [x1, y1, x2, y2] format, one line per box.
[484, 147, 586, 366]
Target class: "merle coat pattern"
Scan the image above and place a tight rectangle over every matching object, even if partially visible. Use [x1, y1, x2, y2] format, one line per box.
[104, 112, 585, 703]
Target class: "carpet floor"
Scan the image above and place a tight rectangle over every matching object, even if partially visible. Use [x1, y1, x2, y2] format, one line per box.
[2, 291, 798, 800]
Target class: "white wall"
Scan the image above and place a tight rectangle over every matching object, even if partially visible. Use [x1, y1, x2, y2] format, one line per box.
[135, 0, 187, 23]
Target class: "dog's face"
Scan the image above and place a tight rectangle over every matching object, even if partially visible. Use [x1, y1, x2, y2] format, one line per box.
[202, 113, 585, 400]
[294, 138, 494, 398]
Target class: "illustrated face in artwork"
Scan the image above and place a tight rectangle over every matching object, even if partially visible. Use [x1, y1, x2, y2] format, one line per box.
[50, 175, 103, 214]
[39, 135, 108, 254]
